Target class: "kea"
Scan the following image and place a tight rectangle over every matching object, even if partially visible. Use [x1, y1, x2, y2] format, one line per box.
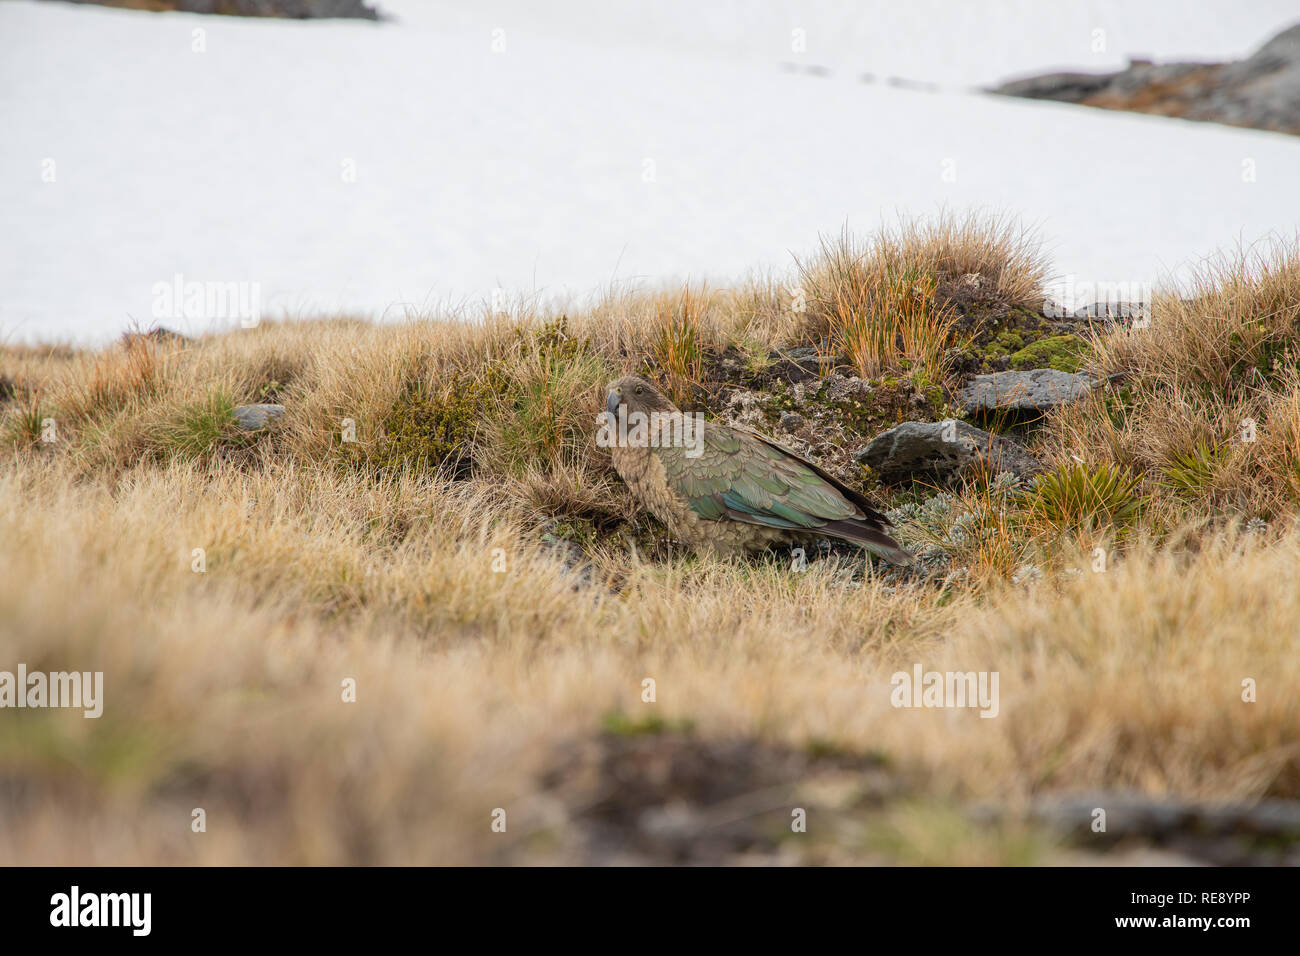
[603, 375, 911, 564]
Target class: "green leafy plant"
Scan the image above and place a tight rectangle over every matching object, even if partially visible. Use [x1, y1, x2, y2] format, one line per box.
[1023, 461, 1144, 532]
[1160, 440, 1223, 495]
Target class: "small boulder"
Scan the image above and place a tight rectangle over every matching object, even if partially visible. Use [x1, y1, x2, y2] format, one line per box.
[856, 420, 1040, 483]
[958, 369, 1095, 417]
[778, 411, 806, 433]
[233, 403, 285, 431]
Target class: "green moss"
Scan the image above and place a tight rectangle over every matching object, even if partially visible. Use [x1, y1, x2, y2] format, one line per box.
[544, 518, 599, 548]
[950, 303, 1080, 372]
[601, 710, 696, 737]
[987, 330, 1026, 356]
[1008, 334, 1089, 373]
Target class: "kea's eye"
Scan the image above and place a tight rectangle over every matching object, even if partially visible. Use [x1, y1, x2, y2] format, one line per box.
[635, 386, 643, 395]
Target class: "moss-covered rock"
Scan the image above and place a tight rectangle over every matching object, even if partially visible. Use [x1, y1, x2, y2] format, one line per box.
[944, 303, 1076, 375]
[1008, 334, 1089, 373]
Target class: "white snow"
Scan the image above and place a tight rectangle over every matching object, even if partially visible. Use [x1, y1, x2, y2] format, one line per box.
[2, 0, 1299, 344]
[376, 0, 1300, 88]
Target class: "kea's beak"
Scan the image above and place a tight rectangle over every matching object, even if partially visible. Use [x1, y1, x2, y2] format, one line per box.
[606, 390, 621, 418]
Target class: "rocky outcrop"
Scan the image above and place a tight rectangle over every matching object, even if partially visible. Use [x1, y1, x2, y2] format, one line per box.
[993, 23, 1300, 136]
[857, 419, 1040, 483]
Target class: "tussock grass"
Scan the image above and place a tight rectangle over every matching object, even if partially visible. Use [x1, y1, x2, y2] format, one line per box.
[648, 284, 711, 406]
[879, 211, 1050, 310]
[795, 213, 1046, 384]
[798, 231, 963, 382]
[154, 390, 242, 460]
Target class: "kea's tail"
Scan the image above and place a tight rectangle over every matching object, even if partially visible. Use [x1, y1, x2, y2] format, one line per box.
[822, 519, 914, 566]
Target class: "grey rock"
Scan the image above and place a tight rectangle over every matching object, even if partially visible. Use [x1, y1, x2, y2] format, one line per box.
[1192, 24, 1300, 134]
[778, 411, 806, 433]
[1025, 792, 1300, 836]
[233, 403, 285, 431]
[856, 420, 1040, 482]
[958, 369, 1095, 416]
[970, 791, 1300, 865]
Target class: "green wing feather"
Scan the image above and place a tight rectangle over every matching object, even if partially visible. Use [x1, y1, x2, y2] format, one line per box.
[656, 421, 912, 564]
[658, 424, 859, 529]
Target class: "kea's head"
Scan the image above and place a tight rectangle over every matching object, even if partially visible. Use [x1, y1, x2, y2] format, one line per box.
[605, 375, 679, 419]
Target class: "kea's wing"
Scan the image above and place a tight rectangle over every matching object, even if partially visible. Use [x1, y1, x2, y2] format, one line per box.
[657, 422, 911, 563]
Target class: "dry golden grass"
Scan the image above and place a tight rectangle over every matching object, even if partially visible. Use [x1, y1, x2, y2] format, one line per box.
[0, 458, 1294, 865]
[1, 221, 1297, 864]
